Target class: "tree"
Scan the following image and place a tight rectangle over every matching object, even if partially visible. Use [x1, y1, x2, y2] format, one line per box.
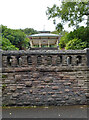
[10, 30, 29, 50]
[21, 28, 38, 35]
[46, 1, 89, 29]
[65, 38, 87, 50]
[59, 32, 69, 49]
[1, 25, 30, 50]
[66, 26, 89, 47]
[59, 26, 89, 50]
[2, 37, 19, 50]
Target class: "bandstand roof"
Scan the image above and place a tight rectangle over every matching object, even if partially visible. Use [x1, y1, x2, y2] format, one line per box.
[29, 33, 59, 38]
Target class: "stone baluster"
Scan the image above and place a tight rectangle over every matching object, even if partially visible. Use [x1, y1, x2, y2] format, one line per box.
[62, 55, 67, 66]
[2, 56, 7, 67]
[42, 55, 47, 66]
[31, 55, 37, 71]
[11, 56, 18, 67]
[81, 55, 87, 66]
[52, 55, 57, 66]
[20, 56, 28, 67]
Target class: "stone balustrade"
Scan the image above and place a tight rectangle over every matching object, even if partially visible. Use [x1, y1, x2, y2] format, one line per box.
[2, 49, 88, 68]
[2, 49, 89, 106]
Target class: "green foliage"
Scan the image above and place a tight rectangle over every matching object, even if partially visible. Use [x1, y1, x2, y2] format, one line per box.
[1, 25, 38, 50]
[46, 2, 88, 29]
[21, 28, 38, 35]
[67, 26, 89, 48]
[56, 23, 64, 32]
[2, 74, 7, 78]
[59, 32, 69, 49]
[67, 26, 89, 41]
[2, 37, 19, 50]
[2, 26, 29, 50]
[65, 38, 87, 50]
[59, 26, 89, 50]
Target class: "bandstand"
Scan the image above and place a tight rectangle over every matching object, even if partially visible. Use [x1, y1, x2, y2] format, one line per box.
[28, 31, 60, 50]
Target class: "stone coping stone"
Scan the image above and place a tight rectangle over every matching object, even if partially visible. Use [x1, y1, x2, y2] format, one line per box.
[2, 49, 87, 56]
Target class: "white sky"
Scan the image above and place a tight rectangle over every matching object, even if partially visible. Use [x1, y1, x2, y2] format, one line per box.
[0, 0, 86, 32]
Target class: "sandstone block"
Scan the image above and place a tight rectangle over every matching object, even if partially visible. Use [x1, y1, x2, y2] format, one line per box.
[29, 90, 33, 93]
[9, 100, 16, 105]
[15, 75, 21, 81]
[59, 91, 63, 94]
[17, 86, 23, 89]
[52, 86, 59, 90]
[42, 92, 46, 95]
[85, 93, 89, 98]
[10, 86, 16, 92]
[35, 98, 40, 102]
[33, 73, 39, 78]
[52, 94, 57, 98]
[63, 83, 71, 85]
[48, 98, 54, 101]
[44, 77, 53, 83]
[23, 91, 27, 94]
[48, 92, 54, 95]
[56, 98, 62, 101]
[25, 81, 32, 87]
[38, 86, 45, 89]
[12, 93, 19, 97]
[65, 89, 70, 92]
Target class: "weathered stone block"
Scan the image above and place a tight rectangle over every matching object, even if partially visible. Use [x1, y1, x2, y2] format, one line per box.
[44, 77, 53, 83]
[78, 80, 84, 86]
[12, 93, 19, 97]
[63, 83, 71, 85]
[38, 86, 45, 89]
[29, 90, 33, 93]
[15, 75, 21, 81]
[59, 91, 63, 94]
[33, 73, 39, 78]
[42, 92, 46, 95]
[10, 86, 16, 92]
[48, 98, 54, 101]
[52, 86, 59, 90]
[25, 81, 32, 87]
[17, 86, 23, 89]
[65, 89, 70, 92]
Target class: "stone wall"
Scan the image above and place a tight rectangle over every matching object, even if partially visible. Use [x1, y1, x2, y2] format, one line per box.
[2, 49, 89, 106]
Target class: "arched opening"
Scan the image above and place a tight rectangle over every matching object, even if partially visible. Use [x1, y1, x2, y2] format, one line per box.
[27, 56, 32, 65]
[7, 56, 12, 66]
[67, 56, 72, 65]
[37, 56, 42, 65]
[76, 56, 82, 65]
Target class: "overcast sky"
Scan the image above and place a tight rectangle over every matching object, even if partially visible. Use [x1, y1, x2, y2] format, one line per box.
[0, 0, 86, 32]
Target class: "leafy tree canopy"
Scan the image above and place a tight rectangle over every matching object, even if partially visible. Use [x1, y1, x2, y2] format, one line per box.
[65, 38, 87, 50]
[59, 26, 89, 49]
[59, 32, 69, 49]
[46, 1, 89, 30]
[21, 28, 38, 35]
[2, 37, 19, 50]
[1, 25, 38, 50]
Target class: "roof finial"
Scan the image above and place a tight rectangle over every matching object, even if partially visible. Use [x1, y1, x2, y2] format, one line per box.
[43, 25, 45, 31]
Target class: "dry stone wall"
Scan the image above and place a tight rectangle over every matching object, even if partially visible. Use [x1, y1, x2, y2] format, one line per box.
[2, 49, 89, 106]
